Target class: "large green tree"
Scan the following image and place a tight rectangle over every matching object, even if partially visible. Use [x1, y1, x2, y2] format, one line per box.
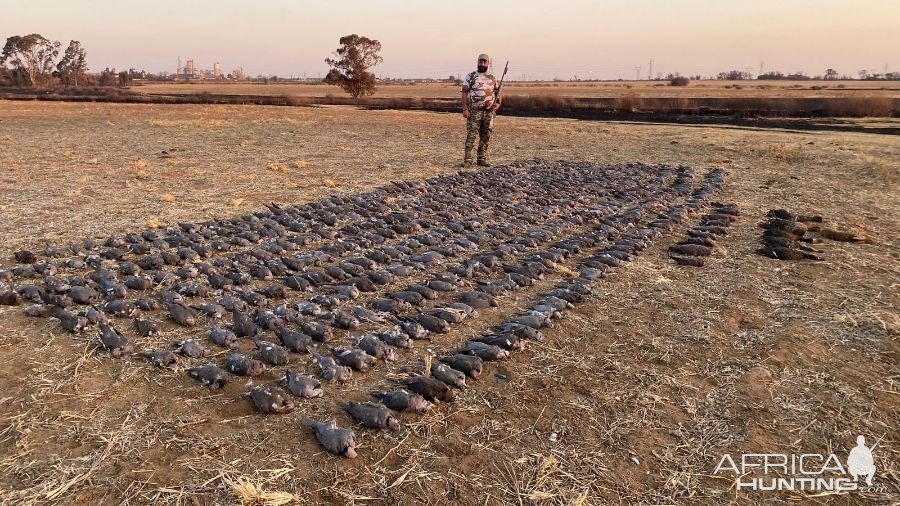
[324, 34, 383, 98]
[1, 34, 61, 87]
[57, 40, 88, 86]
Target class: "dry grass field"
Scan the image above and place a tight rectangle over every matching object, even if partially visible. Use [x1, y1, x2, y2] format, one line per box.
[0, 101, 898, 505]
[133, 80, 900, 99]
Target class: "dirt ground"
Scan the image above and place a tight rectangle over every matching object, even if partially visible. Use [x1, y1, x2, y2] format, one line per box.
[0, 101, 897, 505]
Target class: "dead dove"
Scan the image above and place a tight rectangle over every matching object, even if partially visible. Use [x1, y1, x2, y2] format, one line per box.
[460, 341, 509, 361]
[166, 303, 197, 327]
[254, 339, 290, 366]
[173, 339, 210, 358]
[375, 327, 414, 349]
[331, 347, 376, 372]
[98, 323, 133, 357]
[398, 319, 431, 340]
[140, 350, 178, 368]
[226, 354, 265, 376]
[440, 354, 484, 379]
[274, 324, 312, 352]
[370, 389, 433, 413]
[300, 321, 332, 342]
[307, 346, 352, 382]
[248, 384, 295, 415]
[282, 371, 324, 398]
[354, 335, 397, 361]
[305, 419, 358, 458]
[232, 308, 259, 337]
[187, 364, 229, 389]
[431, 362, 467, 389]
[340, 402, 401, 431]
[209, 324, 239, 349]
[474, 334, 525, 351]
[415, 313, 450, 333]
[405, 375, 454, 403]
[133, 318, 159, 337]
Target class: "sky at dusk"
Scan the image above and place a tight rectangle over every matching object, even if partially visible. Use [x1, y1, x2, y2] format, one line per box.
[2, 0, 898, 79]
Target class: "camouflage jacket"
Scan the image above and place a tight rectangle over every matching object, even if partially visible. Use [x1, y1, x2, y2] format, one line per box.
[462, 71, 498, 110]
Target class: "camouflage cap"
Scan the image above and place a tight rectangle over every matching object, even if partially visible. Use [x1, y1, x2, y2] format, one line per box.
[477, 53, 490, 62]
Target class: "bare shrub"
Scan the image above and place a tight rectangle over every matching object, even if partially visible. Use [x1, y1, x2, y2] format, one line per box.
[614, 93, 643, 112]
[669, 76, 690, 86]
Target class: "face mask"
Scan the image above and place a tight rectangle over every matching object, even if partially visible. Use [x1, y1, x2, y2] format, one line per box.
[477, 65, 488, 73]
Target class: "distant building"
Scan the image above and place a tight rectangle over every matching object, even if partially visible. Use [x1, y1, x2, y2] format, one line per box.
[186, 59, 194, 76]
[214, 62, 222, 78]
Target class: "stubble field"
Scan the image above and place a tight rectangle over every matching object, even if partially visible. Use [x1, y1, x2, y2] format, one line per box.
[0, 101, 897, 505]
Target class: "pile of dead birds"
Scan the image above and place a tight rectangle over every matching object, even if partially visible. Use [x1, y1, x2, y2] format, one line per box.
[666, 202, 739, 267]
[757, 209, 826, 260]
[0, 160, 726, 458]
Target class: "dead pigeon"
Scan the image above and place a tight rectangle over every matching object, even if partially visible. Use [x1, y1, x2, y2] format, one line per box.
[300, 321, 332, 342]
[405, 375, 454, 402]
[98, 323, 133, 357]
[133, 318, 159, 337]
[370, 389, 433, 413]
[327, 309, 360, 330]
[173, 339, 210, 358]
[331, 347, 376, 372]
[371, 298, 411, 314]
[460, 341, 509, 361]
[340, 402, 400, 431]
[431, 362, 466, 389]
[416, 313, 450, 333]
[354, 335, 397, 361]
[282, 371, 324, 398]
[226, 354, 265, 376]
[274, 324, 312, 352]
[187, 364, 229, 389]
[440, 354, 484, 379]
[398, 319, 430, 340]
[140, 350, 178, 368]
[669, 244, 713, 257]
[232, 308, 259, 337]
[166, 303, 197, 327]
[0, 291, 21, 306]
[15, 250, 37, 264]
[375, 327, 414, 349]
[305, 419, 357, 458]
[307, 346, 352, 382]
[475, 333, 525, 351]
[254, 339, 290, 366]
[209, 324, 239, 349]
[248, 385, 295, 414]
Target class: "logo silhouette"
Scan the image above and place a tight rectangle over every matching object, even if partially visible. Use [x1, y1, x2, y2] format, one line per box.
[847, 435, 876, 486]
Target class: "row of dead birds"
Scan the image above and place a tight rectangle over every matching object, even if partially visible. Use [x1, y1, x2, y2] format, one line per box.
[664, 202, 740, 267]
[303, 168, 728, 458]
[0, 161, 724, 458]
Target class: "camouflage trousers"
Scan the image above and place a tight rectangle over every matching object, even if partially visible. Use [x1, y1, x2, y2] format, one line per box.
[464, 109, 494, 162]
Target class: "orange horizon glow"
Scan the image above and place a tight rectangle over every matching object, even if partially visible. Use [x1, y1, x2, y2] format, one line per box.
[2, 0, 898, 80]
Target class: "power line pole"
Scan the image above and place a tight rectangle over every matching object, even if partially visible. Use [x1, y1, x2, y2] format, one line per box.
[759, 60, 764, 76]
[634, 66, 642, 80]
[648, 58, 653, 80]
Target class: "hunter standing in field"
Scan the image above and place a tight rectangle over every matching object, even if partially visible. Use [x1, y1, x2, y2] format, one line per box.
[461, 53, 501, 167]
